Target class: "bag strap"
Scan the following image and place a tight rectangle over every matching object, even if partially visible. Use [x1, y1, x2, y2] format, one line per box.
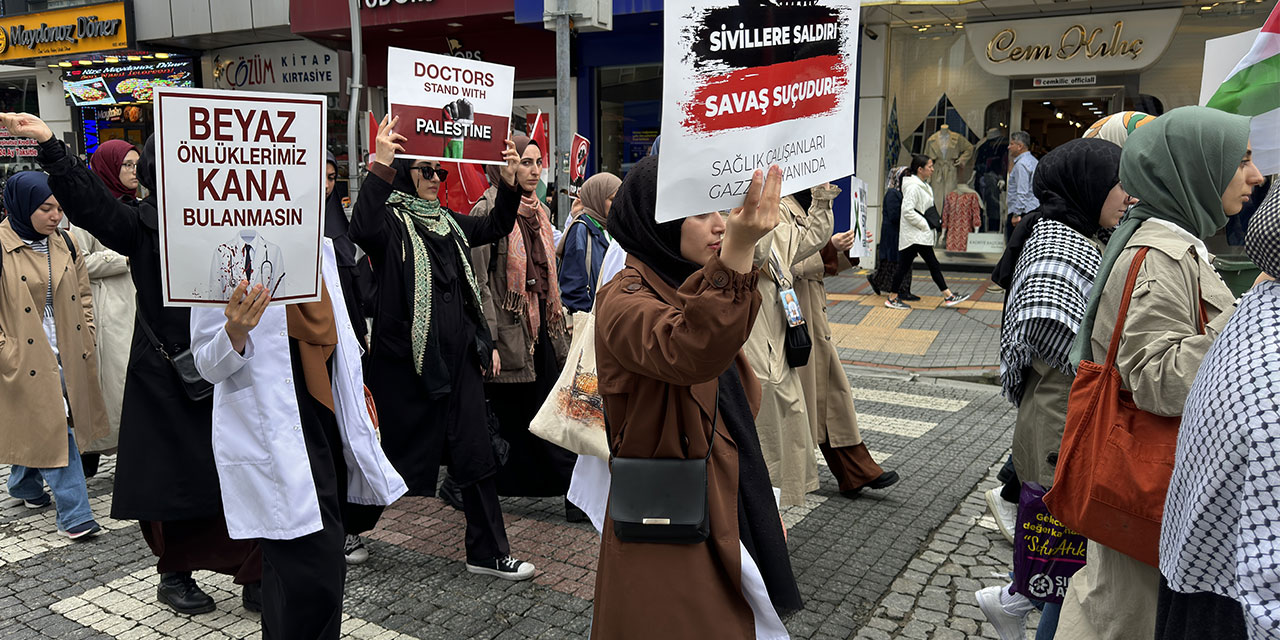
[1104, 247, 1210, 369]
[607, 388, 721, 461]
[59, 229, 78, 263]
[134, 301, 173, 362]
[767, 250, 792, 289]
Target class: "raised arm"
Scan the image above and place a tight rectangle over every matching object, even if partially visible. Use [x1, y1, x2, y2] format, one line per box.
[0, 113, 143, 255]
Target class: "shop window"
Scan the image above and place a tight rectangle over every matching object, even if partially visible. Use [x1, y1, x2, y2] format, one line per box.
[596, 64, 662, 177]
[984, 100, 1010, 135]
[903, 94, 978, 156]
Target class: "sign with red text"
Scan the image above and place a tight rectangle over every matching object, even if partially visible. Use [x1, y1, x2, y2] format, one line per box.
[154, 86, 326, 307]
[656, 1, 859, 222]
[387, 47, 514, 165]
[569, 133, 590, 197]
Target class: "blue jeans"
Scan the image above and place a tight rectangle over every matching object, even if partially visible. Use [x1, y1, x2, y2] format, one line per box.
[1036, 601, 1061, 640]
[7, 427, 95, 531]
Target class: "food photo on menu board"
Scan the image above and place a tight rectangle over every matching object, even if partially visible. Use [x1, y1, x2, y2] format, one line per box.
[63, 59, 196, 106]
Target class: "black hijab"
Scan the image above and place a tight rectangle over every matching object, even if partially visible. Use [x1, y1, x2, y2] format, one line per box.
[138, 135, 157, 194]
[389, 158, 420, 196]
[991, 139, 1121, 288]
[605, 155, 700, 287]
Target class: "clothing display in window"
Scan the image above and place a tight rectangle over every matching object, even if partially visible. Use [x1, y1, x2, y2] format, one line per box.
[208, 230, 286, 300]
[942, 188, 983, 251]
[923, 126, 973, 210]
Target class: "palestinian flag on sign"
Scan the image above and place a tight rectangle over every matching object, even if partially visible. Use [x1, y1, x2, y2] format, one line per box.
[1207, 2, 1280, 173]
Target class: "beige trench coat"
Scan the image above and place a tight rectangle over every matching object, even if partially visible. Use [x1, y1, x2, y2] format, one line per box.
[792, 187, 864, 449]
[744, 194, 832, 506]
[69, 225, 134, 453]
[1057, 222, 1236, 640]
[0, 220, 108, 468]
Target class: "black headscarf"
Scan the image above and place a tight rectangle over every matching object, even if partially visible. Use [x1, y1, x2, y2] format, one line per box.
[138, 135, 157, 193]
[790, 188, 813, 214]
[3, 171, 54, 240]
[991, 139, 1121, 288]
[605, 155, 700, 287]
[389, 158, 420, 196]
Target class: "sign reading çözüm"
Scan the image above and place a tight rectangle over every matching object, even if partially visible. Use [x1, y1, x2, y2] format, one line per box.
[1033, 75, 1097, 87]
[154, 87, 327, 307]
[656, 0, 859, 222]
[387, 47, 515, 165]
[965, 9, 1182, 77]
[212, 41, 340, 94]
[0, 1, 133, 62]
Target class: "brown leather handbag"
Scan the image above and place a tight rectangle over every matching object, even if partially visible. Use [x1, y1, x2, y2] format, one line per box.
[1043, 247, 1207, 568]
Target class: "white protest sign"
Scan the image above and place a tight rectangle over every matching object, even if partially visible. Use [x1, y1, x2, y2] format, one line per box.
[848, 176, 871, 259]
[656, 1, 859, 222]
[154, 87, 326, 307]
[387, 47, 515, 165]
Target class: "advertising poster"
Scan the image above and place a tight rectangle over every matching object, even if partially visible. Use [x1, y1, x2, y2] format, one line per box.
[847, 176, 871, 259]
[63, 59, 196, 106]
[655, 0, 859, 222]
[387, 47, 515, 165]
[154, 87, 326, 307]
[569, 133, 590, 197]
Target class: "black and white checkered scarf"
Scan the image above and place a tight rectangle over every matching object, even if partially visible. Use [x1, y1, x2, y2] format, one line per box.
[999, 218, 1101, 405]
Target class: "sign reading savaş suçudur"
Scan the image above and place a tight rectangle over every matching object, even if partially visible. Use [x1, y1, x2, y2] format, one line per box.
[656, 1, 859, 222]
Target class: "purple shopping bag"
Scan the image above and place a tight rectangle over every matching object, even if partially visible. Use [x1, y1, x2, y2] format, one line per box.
[1012, 482, 1088, 604]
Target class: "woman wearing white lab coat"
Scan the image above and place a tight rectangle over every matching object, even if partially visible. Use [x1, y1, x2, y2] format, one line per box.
[191, 239, 407, 640]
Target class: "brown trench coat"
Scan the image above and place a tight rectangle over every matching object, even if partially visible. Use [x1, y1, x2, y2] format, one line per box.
[0, 220, 108, 467]
[791, 187, 865, 449]
[592, 254, 764, 640]
[470, 186, 569, 383]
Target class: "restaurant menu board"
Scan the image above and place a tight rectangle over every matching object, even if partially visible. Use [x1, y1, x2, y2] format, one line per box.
[63, 59, 195, 106]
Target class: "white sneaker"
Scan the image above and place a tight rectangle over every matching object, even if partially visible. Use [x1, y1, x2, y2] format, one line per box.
[344, 534, 369, 565]
[985, 488, 1018, 544]
[976, 585, 1034, 640]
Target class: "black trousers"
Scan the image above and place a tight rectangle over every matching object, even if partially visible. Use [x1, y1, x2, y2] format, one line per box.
[461, 475, 509, 563]
[260, 349, 347, 640]
[1155, 577, 1247, 640]
[891, 243, 948, 294]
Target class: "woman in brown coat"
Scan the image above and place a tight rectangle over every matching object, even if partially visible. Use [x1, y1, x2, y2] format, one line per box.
[592, 157, 801, 638]
[0, 171, 107, 539]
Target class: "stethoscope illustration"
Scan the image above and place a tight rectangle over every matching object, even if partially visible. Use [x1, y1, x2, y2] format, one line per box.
[233, 232, 285, 295]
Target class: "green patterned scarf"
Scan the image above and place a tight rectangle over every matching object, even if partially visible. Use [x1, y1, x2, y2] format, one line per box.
[385, 191, 484, 374]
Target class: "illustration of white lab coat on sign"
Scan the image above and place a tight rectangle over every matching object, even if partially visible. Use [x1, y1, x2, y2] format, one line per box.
[190, 239, 407, 540]
[209, 229, 286, 299]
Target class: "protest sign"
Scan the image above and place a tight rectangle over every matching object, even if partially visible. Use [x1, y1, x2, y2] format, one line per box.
[655, 1, 859, 222]
[388, 47, 515, 165]
[848, 176, 871, 259]
[154, 87, 326, 307]
[569, 133, 590, 197]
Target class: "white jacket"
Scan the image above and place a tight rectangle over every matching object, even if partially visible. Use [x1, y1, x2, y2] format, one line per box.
[898, 174, 936, 251]
[191, 240, 407, 540]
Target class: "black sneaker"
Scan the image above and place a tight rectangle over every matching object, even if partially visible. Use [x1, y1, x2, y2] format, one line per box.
[17, 493, 51, 509]
[157, 572, 216, 615]
[64, 520, 101, 540]
[241, 582, 262, 613]
[565, 499, 588, 523]
[900, 292, 922, 302]
[344, 534, 369, 565]
[943, 293, 971, 307]
[867, 470, 900, 490]
[884, 299, 911, 310]
[466, 555, 536, 581]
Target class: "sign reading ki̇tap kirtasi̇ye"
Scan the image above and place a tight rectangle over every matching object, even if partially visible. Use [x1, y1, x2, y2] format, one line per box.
[655, 0, 860, 222]
[0, 1, 132, 62]
[154, 87, 327, 307]
[387, 47, 515, 165]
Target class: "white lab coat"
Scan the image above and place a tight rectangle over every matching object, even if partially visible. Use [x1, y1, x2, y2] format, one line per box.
[898, 174, 936, 250]
[192, 240, 407, 540]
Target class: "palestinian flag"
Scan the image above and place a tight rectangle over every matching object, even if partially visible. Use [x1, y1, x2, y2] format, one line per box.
[1208, 2, 1280, 173]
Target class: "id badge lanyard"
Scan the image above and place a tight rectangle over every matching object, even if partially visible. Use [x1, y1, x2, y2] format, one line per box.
[768, 250, 805, 328]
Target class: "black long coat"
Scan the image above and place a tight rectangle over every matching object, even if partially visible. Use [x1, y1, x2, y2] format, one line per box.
[350, 163, 520, 494]
[36, 138, 224, 521]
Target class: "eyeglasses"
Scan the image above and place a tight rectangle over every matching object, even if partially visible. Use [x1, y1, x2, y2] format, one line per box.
[416, 166, 449, 181]
[121, 162, 138, 172]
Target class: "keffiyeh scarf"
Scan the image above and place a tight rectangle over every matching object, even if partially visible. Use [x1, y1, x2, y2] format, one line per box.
[386, 190, 483, 374]
[999, 219, 1101, 404]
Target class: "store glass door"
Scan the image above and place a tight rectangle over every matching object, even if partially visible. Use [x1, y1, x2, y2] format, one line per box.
[1010, 86, 1124, 155]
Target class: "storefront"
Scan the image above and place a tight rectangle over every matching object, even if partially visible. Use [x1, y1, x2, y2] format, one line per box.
[872, 0, 1277, 256]
[63, 54, 196, 153]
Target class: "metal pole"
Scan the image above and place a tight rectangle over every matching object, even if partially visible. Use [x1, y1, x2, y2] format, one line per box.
[554, 0, 572, 227]
[347, 0, 364, 196]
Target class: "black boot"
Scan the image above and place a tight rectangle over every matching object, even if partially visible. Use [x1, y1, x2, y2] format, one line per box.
[241, 582, 262, 613]
[437, 474, 464, 511]
[565, 498, 587, 523]
[157, 572, 215, 615]
[80, 453, 100, 479]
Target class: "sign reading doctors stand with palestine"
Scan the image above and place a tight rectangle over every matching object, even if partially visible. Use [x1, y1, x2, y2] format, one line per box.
[0, 1, 134, 62]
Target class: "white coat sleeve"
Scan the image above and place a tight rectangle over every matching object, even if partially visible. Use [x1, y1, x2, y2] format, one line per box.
[190, 307, 254, 384]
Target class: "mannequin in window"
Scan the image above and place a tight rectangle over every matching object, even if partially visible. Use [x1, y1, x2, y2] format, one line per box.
[923, 124, 973, 212]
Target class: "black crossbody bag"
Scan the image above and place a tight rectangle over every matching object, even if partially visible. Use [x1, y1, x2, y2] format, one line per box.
[608, 391, 719, 544]
[768, 251, 812, 368]
[136, 307, 214, 402]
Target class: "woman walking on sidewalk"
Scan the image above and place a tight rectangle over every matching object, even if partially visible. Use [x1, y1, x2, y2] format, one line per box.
[0, 172, 107, 540]
[885, 154, 968, 310]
